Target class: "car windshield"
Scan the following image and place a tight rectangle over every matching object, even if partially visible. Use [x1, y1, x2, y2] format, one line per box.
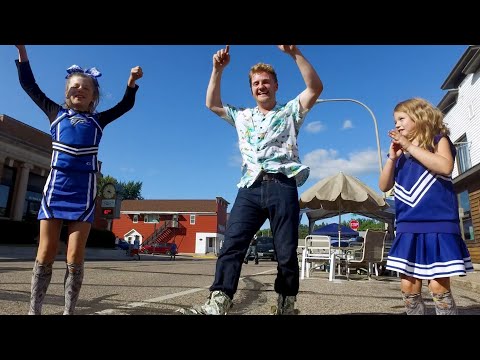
[256, 237, 274, 251]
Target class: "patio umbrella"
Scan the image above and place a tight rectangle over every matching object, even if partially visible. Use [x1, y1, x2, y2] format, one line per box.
[299, 172, 388, 248]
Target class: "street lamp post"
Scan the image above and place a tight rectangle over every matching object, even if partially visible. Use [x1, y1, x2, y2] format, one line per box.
[313, 98, 387, 236]
[314, 98, 384, 178]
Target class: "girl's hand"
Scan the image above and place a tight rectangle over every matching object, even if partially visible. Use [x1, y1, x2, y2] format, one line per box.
[388, 129, 412, 151]
[130, 66, 143, 80]
[388, 141, 402, 161]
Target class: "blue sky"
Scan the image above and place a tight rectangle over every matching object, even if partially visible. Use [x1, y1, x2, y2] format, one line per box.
[0, 45, 467, 227]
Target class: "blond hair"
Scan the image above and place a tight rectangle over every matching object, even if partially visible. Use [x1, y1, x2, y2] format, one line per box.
[394, 97, 450, 151]
[64, 73, 100, 113]
[248, 63, 278, 87]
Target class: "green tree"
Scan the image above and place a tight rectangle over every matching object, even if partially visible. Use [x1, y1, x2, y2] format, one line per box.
[259, 223, 327, 241]
[257, 229, 271, 237]
[342, 218, 384, 231]
[298, 224, 309, 240]
[118, 180, 144, 200]
[357, 218, 384, 231]
[97, 176, 144, 200]
[97, 175, 118, 197]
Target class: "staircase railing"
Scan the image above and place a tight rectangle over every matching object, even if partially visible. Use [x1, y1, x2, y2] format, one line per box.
[141, 219, 179, 247]
[142, 222, 168, 247]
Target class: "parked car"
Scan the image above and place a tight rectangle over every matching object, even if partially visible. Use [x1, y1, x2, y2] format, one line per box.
[140, 242, 178, 256]
[246, 236, 276, 262]
[116, 239, 130, 251]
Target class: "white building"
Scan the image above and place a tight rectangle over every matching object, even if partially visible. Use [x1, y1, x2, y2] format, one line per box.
[437, 45, 480, 262]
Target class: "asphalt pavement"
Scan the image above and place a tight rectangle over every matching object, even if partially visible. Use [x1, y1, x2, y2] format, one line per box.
[1, 243, 479, 318]
[1, 244, 480, 294]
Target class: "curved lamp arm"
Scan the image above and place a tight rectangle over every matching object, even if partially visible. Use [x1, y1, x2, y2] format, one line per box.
[315, 98, 383, 179]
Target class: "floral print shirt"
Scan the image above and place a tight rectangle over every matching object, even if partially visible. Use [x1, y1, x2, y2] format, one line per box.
[221, 96, 310, 188]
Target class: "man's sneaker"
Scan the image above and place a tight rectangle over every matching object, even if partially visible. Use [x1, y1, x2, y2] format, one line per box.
[177, 290, 233, 315]
[271, 294, 297, 315]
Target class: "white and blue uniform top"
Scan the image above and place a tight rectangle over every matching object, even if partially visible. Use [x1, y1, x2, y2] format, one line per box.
[394, 135, 460, 234]
[50, 109, 103, 173]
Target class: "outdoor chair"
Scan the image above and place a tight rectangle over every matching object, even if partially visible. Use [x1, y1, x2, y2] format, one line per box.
[343, 229, 387, 280]
[297, 238, 306, 263]
[300, 235, 340, 281]
[376, 236, 398, 277]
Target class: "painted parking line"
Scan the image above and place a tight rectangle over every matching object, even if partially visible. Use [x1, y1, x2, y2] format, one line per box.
[94, 268, 276, 314]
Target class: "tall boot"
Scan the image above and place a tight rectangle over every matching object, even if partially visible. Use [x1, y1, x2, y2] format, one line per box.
[29, 260, 53, 315]
[63, 262, 84, 315]
[431, 291, 458, 315]
[401, 292, 425, 315]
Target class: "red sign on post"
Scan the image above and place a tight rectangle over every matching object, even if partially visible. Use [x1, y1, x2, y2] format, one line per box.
[349, 219, 359, 231]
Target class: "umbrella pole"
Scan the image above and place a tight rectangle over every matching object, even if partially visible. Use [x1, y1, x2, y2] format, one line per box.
[337, 209, 342, 277]
[338, 209, 341, 250]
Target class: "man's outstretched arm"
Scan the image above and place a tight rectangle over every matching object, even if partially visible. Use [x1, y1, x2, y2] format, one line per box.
[206, 45, 230, 118]
[279, 45, 323, 111]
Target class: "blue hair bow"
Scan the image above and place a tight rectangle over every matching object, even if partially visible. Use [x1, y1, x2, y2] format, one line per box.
[65, 65, 102, 81]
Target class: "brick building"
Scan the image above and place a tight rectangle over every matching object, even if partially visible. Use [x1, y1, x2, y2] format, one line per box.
[112, 198, 229, 255]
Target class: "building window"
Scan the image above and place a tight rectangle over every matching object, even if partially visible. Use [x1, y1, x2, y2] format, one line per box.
[0, 166, 16, 217]
[190, 214, 196, 225]
[458, 190, 474, 241]
[468, 103, 475, 119]
[23, 173, 45, 221]
[454, 135, 471, 175]
[0, 185, 10, 217]
[144, 214, 159, 223]
[23, 190, 42, 221]
[133, 215, 138, 223]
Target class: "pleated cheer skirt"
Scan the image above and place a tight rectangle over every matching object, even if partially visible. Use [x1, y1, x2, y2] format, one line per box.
[38, 168, 97, 223]
[386, 232, 474, 279]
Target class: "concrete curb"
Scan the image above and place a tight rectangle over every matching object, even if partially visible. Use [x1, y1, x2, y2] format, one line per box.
[186, 253, 217, 259]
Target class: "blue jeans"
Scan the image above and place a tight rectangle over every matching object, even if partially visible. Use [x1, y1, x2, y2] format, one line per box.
[244, 245, 258, 262]
[210, 175, 300, 299]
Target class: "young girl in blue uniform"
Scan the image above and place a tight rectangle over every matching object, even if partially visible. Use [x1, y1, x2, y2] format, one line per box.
[15, 45, 143, 315]
[379, 97, 473, 315]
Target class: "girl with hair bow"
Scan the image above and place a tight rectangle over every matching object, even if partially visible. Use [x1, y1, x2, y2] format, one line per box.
[14, 45, 143, 315]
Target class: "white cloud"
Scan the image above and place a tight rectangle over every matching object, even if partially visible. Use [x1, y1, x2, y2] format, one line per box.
[342, 119, 353, 129]
[303, 148, 380, 180]
[119, 167, 136, 173]
[228, 154, 243, 167]
[305, 121, 326, 133]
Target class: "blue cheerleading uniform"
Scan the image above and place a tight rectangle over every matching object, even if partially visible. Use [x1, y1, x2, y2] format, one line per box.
[16, 60, 138, 223]
[386, 135, 474, 279]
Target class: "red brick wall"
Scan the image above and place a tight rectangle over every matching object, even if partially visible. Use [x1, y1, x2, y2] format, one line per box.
[111, 213, 221, 254]
[216, 201, 228, 234]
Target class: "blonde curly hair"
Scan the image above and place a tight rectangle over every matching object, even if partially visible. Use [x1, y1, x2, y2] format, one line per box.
[394, 97, 450, 151]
